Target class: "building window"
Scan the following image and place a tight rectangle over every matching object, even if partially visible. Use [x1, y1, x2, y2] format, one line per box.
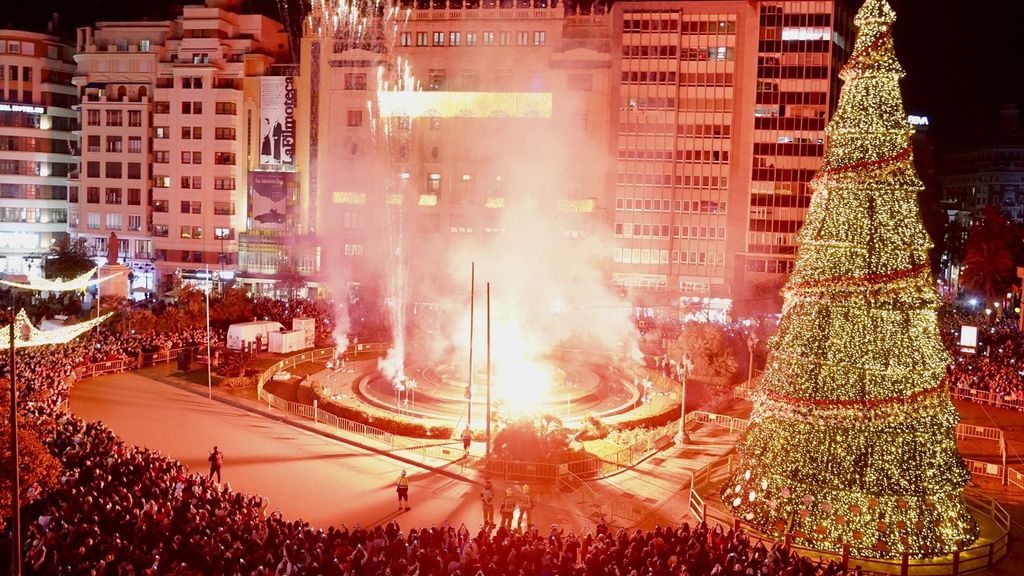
[500, 32, 512, 46]
[180, 225, 202, 239]
[153, 225, 168, 237]
[213, 202, 234, 215]
[400, 32, 412, 47]
[214, 178, 235, 190]
[428, 70, 446, 91]
[215, 102, 236, 115]
[432, 31, 444, 46]
[106, 110, 122, 126]
[482, 32, 495, 46]
[214, 227, 231, 239]
[533, 31, 546, 46]
[128, 214, 142, 231]
[86, 187, 100, 203]
[347, 110, 363, 127]
[181, 201, 201, 214]
[128, 137, 142, 153]
[87, 135, 100, 152]
[154, 151, 169, 164]
[127, 163, 141, 179]
[105, 162, 122, 179]
[344, 73, 367, 90]
[214, 127, 234, 140]
[106, 213, 122, 230]
[344, 243, 363, 256]
[105, 188, 122, 204]
[516, 31, 529, 46]
[86, 162, 100, 178]
[214, 152, 234, 165]
[87, 110, 100, 126]
[416, 32, 428, 47]
[105, 136, 123, 153]
[153, 176, 170, 188]
[128, 110, 142, 127]
[154, 126, 169, 139]
[449, 32, 461, 46]
[466, 32, 477, 46]
[127, 188, 141, 205]
[87, 212, 100, 230]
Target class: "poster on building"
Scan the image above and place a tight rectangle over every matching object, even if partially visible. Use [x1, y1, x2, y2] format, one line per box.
[250, 171, 290, 230]
[259, 76, 296, 166]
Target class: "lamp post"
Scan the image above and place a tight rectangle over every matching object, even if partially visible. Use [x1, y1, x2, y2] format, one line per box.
[204, 267, 216, 400]
[674, 354, 693, 445]
[7, 288, 22, 576]
[746, 332, 759, 385]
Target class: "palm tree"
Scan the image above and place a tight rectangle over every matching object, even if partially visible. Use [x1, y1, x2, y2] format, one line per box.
[959, 208, 1021, 300]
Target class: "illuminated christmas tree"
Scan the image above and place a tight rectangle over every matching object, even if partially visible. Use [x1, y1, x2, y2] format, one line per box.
[722, 0, 979, 559]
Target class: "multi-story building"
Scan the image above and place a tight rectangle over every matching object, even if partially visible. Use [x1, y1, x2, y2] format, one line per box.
[0, 29, 77, 275]
[71, 0, 289, 293]
[299, 1, 851, 318]
[299, 3, 613, 301]
[938, 104, 1024, 223]
[936, 104, 1023, 288]
[607, 1, 852, 319]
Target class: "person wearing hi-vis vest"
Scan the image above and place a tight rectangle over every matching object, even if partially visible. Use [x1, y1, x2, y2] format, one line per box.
[395, 469, 410, 510]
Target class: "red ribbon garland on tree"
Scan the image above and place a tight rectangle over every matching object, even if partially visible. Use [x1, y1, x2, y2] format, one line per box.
[839, 25, 893, 78]
[762, 380, 947, 410]
[814, 145, 912, 181]
[788, 263, 928, 292]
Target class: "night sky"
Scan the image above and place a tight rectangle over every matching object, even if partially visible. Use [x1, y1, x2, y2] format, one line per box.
[4, 0, 1022, 150]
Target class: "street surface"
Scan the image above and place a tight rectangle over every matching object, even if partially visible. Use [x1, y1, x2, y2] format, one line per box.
[70, 371, 481, 530]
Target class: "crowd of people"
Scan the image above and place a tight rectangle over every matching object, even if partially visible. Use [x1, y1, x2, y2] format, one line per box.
[943, 320, 1024, 401]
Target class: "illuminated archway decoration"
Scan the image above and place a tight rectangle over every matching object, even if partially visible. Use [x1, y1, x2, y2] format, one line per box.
[2, 309, 112, 349]
[0, 268, 121, 292]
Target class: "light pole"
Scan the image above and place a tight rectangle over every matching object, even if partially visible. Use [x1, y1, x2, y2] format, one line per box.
[7, 288, 21, 576]
[674, 354, 693, 445]
[746, 332, 759, 385]
[204, 267, 216, 400]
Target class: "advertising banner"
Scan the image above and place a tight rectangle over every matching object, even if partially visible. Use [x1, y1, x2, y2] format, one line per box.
[249, 171, 290, 230]
[259, 77, 296, 165]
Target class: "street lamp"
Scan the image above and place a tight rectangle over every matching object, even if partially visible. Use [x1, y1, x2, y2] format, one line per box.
[746, 331, 760, 385]
[674, 354, 694, 445]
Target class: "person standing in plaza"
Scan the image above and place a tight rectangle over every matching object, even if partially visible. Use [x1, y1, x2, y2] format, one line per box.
[208, 446, 224, 483]
[517, 484, 535, 530]
[462, 427, 473, 453]
[480, 479, 495, 528]
[396, 469, 410, 510]
[499, 487, 517, 530]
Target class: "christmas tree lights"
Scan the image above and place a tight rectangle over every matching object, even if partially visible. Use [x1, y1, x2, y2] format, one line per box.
[722, 0, 979, 558]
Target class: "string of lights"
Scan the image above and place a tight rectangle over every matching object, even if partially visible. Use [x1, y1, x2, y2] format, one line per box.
[721, 0, 979, 559]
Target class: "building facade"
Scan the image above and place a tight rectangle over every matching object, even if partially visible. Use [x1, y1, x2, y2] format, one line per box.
[71, 0, 289, 293]
[0, 30, 77, 275]
[297, 1, 852, 318]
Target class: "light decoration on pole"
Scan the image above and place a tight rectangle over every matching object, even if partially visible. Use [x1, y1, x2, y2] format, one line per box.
[721, 0, 978, 559]
[0, 267, 119, 292]
[1, 309, 112, 348]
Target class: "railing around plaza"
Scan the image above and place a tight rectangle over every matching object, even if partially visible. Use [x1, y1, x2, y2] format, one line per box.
[1008, 468, 1024, 491]
[950, 386, 1024, 412]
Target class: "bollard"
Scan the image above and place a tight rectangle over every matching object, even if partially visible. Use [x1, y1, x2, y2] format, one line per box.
[841, 544, 849, 569]
[314, 399, 318, 424]
[952, 549, 961, 575]
[900, 552, 909, 576]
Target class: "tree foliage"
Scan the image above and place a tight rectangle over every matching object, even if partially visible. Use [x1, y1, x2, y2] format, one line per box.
[959, 208, 1022, 300]
[666, 322, 740, 382]
[43, 236, 95, 281]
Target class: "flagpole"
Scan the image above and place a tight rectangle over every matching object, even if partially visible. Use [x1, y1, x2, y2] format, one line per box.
[467, 262, 475, 429]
